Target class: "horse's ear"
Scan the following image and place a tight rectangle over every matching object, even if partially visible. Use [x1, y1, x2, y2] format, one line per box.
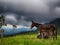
[30, 20, 34, 23]
[31, 20, 34, 23]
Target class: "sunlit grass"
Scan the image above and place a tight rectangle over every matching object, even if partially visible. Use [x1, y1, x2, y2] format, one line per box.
[0, 34, 60, 45]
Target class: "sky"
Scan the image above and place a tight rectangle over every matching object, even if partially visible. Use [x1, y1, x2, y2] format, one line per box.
[0, 0, 60, 26]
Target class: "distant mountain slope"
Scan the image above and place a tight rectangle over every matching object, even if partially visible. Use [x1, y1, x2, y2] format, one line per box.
[50, 18, 60, 29]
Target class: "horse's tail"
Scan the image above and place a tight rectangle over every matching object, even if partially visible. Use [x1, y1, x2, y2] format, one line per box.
[55, 26, 57, 40]
[53, 24, 57, 40]
[54, 25, 57, 40]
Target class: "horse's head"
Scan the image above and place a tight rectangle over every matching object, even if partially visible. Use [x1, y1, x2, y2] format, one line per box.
[30, 21, 36, 29]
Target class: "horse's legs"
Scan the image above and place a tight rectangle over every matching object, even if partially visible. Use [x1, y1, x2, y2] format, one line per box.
[47, 30, 53, 39]
[38, 31, 43, 39]
[52, 30, 56, 40]
[37, 32, 41, 38]
[41, 32, 44, 38]
[51, 27, 57, 40]
[54, 28, 57, 40]
[53, 30, 57, 40]
[37, 30, 42, 39]
[55, 30, 57, 40]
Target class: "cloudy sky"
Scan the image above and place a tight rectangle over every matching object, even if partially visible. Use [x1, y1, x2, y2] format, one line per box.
[0, 0, 60, 26]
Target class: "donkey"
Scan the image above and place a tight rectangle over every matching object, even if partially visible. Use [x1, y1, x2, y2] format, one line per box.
[30, 21, 57, 39]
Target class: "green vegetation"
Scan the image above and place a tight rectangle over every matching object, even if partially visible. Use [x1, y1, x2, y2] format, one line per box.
[0, 18, 60, 45]
[0, 33, 60, 45]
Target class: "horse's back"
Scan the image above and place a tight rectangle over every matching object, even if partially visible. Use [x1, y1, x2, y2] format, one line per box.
[42, 23, 55, 28]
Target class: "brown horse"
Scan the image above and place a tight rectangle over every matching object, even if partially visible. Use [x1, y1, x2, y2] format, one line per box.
[30, 21, 57, 39]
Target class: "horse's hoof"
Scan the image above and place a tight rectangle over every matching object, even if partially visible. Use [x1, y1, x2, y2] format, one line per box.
[37, 35, 41, 39]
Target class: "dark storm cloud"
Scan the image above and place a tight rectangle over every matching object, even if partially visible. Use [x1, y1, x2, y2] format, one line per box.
[0, 0, 60, 25]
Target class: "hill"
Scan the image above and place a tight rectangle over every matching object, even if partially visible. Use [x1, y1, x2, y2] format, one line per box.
[50, 18, 60, 28]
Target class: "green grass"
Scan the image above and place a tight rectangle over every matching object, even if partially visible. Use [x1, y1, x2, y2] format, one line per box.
[0, 34, 60, 45]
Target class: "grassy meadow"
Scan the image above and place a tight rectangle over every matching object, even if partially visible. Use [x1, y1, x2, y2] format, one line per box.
[0, 33, 60, 45]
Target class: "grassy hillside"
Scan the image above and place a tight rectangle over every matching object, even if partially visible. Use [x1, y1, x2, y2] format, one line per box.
[0, 18, 60, 45]
[0, 33, 60, 45]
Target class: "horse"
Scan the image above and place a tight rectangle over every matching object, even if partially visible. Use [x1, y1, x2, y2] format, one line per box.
[37, 31, 49, 39]
[30, 21, 57, 39]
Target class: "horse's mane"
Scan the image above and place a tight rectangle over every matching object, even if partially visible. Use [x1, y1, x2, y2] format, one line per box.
[35, 23, 41, 25]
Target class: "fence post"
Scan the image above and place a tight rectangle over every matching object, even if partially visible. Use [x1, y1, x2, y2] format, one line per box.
[0, 29, 4, 38]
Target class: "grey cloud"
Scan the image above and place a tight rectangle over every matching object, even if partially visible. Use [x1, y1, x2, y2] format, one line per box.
[5, 14, 17, 25]
[0, 0, 60, 25]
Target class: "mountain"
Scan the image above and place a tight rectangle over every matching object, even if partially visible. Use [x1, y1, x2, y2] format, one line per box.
[50, 18, 60, 29]
[1, 25, 37, 36]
